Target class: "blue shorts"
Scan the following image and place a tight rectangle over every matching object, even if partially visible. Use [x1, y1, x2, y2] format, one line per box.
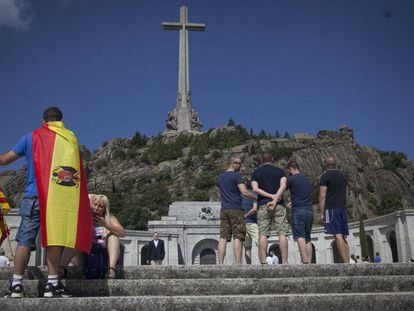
[15, 197, 40, 251]
[291, 207, 313, 242]
[325, 208, 349, 236]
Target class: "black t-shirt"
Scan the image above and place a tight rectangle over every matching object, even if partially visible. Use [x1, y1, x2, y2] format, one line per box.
[319, 169, 348, 209]
[251, 164, 286, 206]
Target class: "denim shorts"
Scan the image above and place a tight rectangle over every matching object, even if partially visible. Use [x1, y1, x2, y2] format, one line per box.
[291, 207, 313, 242]
[15, 197, 40, 250]
[325, 208, 349, 236]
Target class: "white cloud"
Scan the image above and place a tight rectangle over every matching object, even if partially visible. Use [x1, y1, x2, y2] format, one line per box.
[0, 0, 33, 30]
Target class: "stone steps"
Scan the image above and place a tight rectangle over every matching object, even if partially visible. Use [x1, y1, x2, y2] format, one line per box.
[0, 275, 413, 297]
[0, 293, 413, 311]
[1, 263, 413, 279]
[0, 264, 413, 310]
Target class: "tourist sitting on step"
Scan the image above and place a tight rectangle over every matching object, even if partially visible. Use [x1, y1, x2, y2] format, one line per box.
[89, 194, 126, 278]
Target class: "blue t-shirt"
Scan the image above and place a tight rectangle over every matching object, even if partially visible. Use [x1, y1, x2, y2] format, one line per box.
[241, 190, 257, 224]
[216, 171, 244, 210]
[287, 173, 313, 210]
[251, 164, 286, 206]
[12, 133, 38, 197]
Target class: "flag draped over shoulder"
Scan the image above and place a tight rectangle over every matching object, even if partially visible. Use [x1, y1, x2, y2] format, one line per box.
[32, 121, 92, 253]
[0, 188, 11, 247]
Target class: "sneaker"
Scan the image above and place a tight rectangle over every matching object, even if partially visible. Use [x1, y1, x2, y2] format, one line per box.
[4, 284, 23, 298]
[43, 281, 72, 298]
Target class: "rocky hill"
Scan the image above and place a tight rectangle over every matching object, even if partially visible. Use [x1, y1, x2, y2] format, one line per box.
[1, 124, 413, 230]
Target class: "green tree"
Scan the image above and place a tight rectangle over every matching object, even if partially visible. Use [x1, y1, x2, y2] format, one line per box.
[283, 132, 290, 139]
[227, 118, 235, 126]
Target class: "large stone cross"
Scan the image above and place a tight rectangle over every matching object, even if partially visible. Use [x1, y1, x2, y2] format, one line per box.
[163, 6, 204, 132]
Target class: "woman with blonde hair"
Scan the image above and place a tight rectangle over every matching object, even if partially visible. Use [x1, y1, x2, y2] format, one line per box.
[89, 194, 126, 279]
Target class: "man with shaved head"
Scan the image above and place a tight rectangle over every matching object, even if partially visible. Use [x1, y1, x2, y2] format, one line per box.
[319, 157, 350, 263]
[216, 157, 257, 264]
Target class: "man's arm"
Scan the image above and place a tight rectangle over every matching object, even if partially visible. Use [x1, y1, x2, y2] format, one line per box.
[273, 177, 287, 203]
[319, 186, 327, 222]
[251, 181, 276, 200]
[0, 151, 19, 166]
[238, 183, 257, 200]
[267, 177, 287, 210]
[244, 201, 258, 218]
[160, 240, 165, 259]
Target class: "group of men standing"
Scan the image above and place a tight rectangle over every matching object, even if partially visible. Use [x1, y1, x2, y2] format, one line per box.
[216, 153, 349, 265]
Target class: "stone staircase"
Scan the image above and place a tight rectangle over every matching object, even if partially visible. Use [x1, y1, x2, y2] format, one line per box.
[0, 263, 413, 310]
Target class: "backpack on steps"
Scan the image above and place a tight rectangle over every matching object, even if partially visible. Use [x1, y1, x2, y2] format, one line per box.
[84, 242, 108, 279]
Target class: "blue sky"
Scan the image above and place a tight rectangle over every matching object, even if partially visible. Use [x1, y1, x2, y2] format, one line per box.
[1, 0, 413, 172]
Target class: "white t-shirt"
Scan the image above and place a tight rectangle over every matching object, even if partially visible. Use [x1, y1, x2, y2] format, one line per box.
[154, 240, 159, 247]
[266, 255, 279, 265]
[0, 255, 10, 267]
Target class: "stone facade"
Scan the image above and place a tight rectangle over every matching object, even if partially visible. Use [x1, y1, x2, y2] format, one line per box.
[2, 203, 413, 266]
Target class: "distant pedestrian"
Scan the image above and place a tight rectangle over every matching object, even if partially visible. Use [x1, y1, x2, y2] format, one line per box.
[319, 157, 350, 263]
[216, 157, 257, 265]
[356, 255, 363, 263]
[252, 153, 289, 264]
[350, 254, 357, 264]
[242, 180, 259, 264]
[0, 249, 10, 267]
[266, 250, 279, 265]
[147, 232, 165, 265]
[285, 160, 314, 264]
[373, 252, 382, 263]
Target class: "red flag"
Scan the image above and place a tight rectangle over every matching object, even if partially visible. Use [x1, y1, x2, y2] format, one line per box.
[0, 188, 10, 247]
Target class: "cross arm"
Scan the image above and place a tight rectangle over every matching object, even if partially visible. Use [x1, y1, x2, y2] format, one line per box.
[162, 22, 182, 30]
[186, 23, 206, 31]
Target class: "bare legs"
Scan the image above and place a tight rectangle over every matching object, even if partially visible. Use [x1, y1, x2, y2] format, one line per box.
[106, 234, 120, 270]
[259, 235, 268, 264]
[46, 246, 64, 275]
[13, 246, 31, 275]
[278, 234, 288, 264]
[296, 238, 313, 263]
[244, 246, 252, 264]
[219, 237, 243, 265]
[335, 234, 350, 263]
[218, 238, 227, 265]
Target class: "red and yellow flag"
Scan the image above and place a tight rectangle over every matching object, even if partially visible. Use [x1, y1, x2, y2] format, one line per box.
[32, 122, 93, 253]
[0, 188, 10, 247]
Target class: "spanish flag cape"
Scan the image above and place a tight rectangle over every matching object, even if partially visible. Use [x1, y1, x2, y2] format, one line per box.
[32, 121, 93, 253]
[0, 188, 10, 247]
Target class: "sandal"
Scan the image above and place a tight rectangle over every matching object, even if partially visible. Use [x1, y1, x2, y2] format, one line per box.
[106, 267, 116, 279]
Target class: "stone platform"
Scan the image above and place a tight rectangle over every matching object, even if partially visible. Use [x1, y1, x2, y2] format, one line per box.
[0, 264, 413, 310]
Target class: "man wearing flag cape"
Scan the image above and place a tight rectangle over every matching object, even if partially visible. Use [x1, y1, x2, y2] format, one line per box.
[0, 107, 93, 298]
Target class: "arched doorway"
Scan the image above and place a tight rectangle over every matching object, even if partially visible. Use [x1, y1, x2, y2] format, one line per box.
[192, 239, 218, 265]
[311, 243, 316, 264]
[200, 249, 216, 265]
[366, 236, 374, 261]
[141, 245, 149, 265]
[269, 244, 281, 263]
[388, 231, 398, 262]
[331, 241, 342, 263]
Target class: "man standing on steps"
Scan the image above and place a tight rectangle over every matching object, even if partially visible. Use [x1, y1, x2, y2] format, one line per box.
[319, 157, 350, 263]
[216, 157, 257, 265]
[252, 153, 289, 264]
[147, 232, 165, 265]
[0, 107, 93, 298]
[285, 160, 314, 264]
